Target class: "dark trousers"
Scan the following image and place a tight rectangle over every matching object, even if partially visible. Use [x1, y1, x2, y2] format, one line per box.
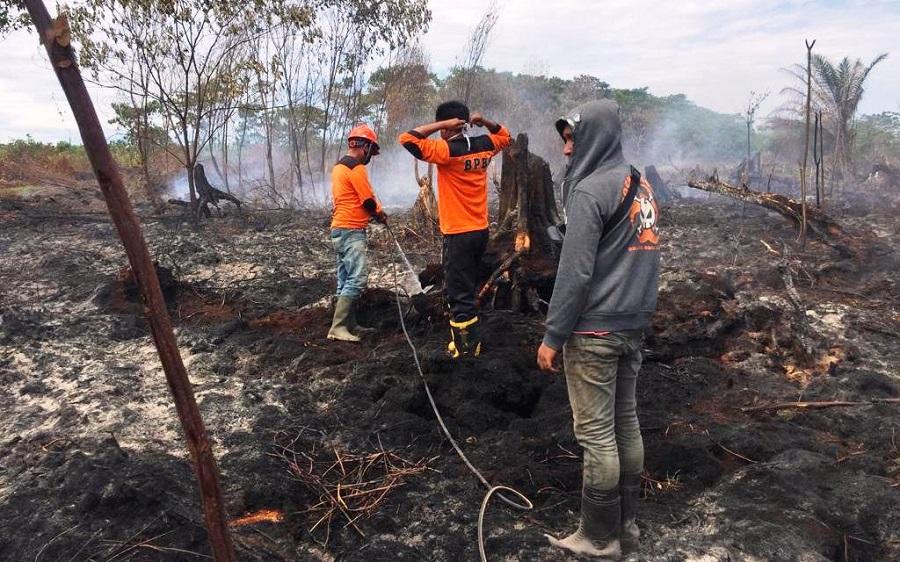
[442, 229, 489, 321]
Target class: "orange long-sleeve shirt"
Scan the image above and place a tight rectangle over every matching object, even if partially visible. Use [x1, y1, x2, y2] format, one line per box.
[399, 126, 511, 235]
[330, 156, 382, 229]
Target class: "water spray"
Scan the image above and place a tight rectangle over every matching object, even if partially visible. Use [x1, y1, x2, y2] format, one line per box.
[384, 224, 426, 296]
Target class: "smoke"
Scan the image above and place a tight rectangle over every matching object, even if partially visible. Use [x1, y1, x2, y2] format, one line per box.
[366, 146, 422, 208]
[159, 83, 749, 212]
[167, 173, 191, 200]
[641, 104, 745, 167]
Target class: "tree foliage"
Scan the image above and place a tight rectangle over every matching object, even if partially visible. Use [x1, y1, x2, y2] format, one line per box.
[783, 52, 888, 182]
[62, 0, 429, 206]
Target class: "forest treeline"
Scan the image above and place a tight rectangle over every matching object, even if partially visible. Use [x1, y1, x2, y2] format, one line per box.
[0, 1, 896, 208]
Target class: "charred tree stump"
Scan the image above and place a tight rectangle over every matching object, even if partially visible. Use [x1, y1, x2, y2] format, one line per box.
[733, 151, 763, 187]
[496, 133, 559, 254]
[645, 165, 677, 203]
[23, 3, 236, 560]
[195, 163, 242, 220]
[480, 133, 559, 312]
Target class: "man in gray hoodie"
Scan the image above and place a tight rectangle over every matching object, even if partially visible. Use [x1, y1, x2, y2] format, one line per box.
[537, 99, 661, 558]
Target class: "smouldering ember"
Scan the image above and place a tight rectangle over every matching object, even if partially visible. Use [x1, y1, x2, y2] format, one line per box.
[230, 509, 284, 527]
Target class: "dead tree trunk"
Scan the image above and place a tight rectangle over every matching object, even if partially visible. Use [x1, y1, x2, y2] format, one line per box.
[687, 176, 854, 257]
[194, 163, 242, 219]
[800, 39, 816, 244]
[644, 165, 677, 203]
[23, 3, 236, 560]
[814, 111, 825, 208]
[496, 133, 559, 254]
[480, 133, 559, 311]
[410, 159, 438, 238]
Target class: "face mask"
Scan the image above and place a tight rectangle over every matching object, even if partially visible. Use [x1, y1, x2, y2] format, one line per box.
[447, 127, 471, 151]
[361, 142, 374, 165]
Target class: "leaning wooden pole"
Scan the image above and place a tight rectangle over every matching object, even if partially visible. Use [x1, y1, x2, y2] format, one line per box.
[22, 2, 236, 560]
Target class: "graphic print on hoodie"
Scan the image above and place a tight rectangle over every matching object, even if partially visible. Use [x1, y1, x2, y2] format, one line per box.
[542, 99, 662, 350]
[623, 174, 660, 252]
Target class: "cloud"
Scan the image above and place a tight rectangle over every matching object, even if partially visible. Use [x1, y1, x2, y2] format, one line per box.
[0, 28, 116, 142]
[1, 1, 897, 142]
[422, 0, 900, 116]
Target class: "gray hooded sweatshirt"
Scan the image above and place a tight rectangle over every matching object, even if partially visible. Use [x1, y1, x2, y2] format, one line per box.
[542, 100, 661, 350]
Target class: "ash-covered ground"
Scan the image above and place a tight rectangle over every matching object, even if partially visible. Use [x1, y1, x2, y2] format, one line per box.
[1, 189, 899, 561]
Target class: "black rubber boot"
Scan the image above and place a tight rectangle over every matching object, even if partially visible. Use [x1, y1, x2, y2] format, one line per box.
[447, 316, 482, 358]
[347, 298, 374, 334]
[620, 473, 641, 556]
[546, 487, 621, 559]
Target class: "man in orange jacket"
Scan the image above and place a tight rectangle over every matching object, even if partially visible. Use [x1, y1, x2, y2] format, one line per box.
[328, 124, 387, 342]
[399, 101, 511, 357]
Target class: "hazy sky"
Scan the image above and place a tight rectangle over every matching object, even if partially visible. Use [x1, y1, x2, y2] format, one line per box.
[1, 0, 898, 142]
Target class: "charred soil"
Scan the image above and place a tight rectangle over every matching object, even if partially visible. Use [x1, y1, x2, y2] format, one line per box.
[1, 193, 899, 561]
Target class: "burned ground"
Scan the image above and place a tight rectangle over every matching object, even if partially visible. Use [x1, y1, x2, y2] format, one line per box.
[1, 192, 899, 561]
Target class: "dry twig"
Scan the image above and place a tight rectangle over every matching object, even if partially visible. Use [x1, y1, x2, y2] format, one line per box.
[743, 398, 900, 413]
[269, 437, 434, 545]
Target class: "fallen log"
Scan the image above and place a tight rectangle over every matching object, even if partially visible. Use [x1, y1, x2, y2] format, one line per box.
[687, 176, 855, 256]
[743, 398, 900, 413]
[477, 248, 525, 303]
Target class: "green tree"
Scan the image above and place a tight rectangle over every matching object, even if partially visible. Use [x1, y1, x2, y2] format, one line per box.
[854, 111, 900, 165]
[70, 0, 315, 207]
[109, 101, 168, 202]
[365, 45, 437, 138]
[785, 53, 888, 182]
[811, 53, 887, 180]
[0, 4, 27, 32]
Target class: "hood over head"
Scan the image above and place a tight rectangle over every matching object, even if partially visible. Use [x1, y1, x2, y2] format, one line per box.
[557, 99, 625, 202]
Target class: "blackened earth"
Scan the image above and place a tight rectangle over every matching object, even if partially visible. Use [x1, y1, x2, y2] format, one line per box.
[1, 194, 899, 561]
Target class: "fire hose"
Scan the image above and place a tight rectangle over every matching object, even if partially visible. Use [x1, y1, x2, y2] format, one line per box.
[385, 224, 533, 562]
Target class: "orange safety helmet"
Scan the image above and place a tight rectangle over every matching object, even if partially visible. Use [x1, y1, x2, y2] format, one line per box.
[348, 124, 379, 153]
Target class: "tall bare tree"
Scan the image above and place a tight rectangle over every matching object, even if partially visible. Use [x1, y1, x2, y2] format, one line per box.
[800, 39, 815, 244]
[72, 0, 313, 208]
[456, 0, 500, 104]
[743, 89, 769, 188]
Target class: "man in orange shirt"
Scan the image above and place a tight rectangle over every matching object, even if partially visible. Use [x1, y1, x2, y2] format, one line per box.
[328, 124, 387, 342]
[399, 101, 511, 357]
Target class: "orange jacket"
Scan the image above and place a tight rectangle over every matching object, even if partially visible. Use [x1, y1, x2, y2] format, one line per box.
[399, 126, 511, 235]
[330, 156, 382, 229]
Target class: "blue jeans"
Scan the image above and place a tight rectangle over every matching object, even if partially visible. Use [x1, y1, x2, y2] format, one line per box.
[331, 228, 368, 298]
[563, 331, 645, 491]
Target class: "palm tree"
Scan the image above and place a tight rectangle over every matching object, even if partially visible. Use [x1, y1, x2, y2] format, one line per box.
[783, 53, 887, 185]
[813, 53, 888, 182]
